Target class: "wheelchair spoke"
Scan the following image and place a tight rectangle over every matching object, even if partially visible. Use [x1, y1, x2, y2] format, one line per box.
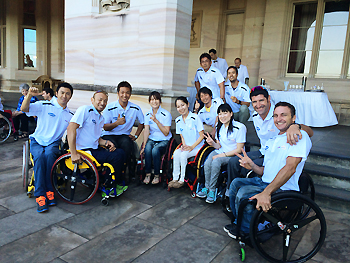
[292, 215, 318, 231]
[69, 165, 78, 201]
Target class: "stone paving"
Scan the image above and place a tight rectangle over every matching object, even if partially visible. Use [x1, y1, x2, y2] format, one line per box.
[0, 138, 349, 263]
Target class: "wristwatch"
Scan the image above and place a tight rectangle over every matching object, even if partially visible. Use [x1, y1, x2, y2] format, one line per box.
[134, 135, 138, 139]
[294, 123, 301, 130]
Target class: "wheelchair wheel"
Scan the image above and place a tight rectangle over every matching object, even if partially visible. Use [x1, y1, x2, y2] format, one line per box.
[51, 153, 99, 205]
[249, 192, 327, 263]
[0, 116, 11, 143]
[22, 141, 30, 190]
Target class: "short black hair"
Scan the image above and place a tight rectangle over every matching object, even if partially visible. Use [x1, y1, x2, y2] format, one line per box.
[57, 82, 73, 95]
[235, 57, 241, 62]
[43, 87, 54, 98]
[227, 65, 238, 75]
[149, 91, 162, 103]
[274, 101, 296, 117]
[250, 86, 269, 100]
[199, 53, 212, 62]
[117, 81, 132, 93]
[198, 87, 212, 98]
[175, 96, 188, 107]
[208, 49, 217, 54]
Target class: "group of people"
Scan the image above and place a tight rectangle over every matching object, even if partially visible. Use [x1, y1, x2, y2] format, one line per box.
[16, 51, 314, 240]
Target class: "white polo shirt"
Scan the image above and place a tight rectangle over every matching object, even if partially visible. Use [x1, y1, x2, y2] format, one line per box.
[215, 120, 246, 154]
[175, 111, 204, 151]
[262, 130, 312, 191]
[212, 57, 228, 78]
[103, 100, 144, 136]
[237, 64, 249, 84]
[194, 65, 225, 99]
[144, 106, 172, 141]
[252, 103, 279, 155]
[224, 81, 251, 113]
[26, 99, 74, 146]
[70, 104, 104, 150]
[198, 98, 223, 127]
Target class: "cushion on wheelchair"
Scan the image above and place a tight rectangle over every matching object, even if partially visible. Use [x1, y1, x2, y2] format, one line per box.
[65, 150, 101, 170]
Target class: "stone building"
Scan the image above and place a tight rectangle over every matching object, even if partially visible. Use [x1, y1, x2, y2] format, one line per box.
[0, 0, 349, 120]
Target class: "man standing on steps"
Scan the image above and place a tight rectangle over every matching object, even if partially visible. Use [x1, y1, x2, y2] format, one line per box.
[209, 48, 229, 79]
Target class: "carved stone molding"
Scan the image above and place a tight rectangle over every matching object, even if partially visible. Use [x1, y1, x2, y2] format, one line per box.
[100, 0, 130, 13]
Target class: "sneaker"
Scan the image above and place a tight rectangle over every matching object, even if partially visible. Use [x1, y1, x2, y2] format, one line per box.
[206, 191, 215, 203]
[115, 184, 128, 196]
[46, 191, 56, 206]
[224, 223, 237, 239]
[36, 196, 49, 213]
[196, 187, 208, 198]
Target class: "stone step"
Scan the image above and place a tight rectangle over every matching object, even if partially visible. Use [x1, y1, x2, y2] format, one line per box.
[303, 163, 350, 191]
[314, 184, 350, 214]
[307, 151, 350, 169]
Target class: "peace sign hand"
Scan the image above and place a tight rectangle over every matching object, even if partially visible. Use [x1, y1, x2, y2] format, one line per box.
[203, 132, 214, 145]
[234, 148, 254, 170]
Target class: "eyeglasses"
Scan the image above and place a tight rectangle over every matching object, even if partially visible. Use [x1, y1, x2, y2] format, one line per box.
[250, 86, 267, 93]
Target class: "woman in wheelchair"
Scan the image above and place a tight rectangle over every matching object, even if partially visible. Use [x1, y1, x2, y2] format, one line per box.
[140, 91, 172, 185]
[197, 103, 246, 203]
[169, 96, 204, 189]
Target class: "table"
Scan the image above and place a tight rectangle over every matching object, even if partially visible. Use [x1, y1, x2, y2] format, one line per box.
[269, 91, 338, 127]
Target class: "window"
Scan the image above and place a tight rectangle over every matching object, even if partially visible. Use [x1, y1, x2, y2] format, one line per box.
[287, 0, 350, 78]
[0, 0, 6, 67]
[23, 0, 36, 68]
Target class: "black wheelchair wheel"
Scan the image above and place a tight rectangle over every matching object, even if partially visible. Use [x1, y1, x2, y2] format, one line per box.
[0, 116, 11, 143]
[249, 192, 327, 263]
[51, 153, 99, 205]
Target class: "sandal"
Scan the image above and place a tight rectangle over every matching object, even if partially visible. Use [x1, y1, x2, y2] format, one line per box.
[19, 133, 28, 139]
[143, 174, 151, 184]
[152, 175, 160, 185]
[173, 181, 184, 189]
[168, 180, 178, 188]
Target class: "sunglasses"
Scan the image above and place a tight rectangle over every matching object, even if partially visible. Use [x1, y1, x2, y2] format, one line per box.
[250, 86, 267, 93]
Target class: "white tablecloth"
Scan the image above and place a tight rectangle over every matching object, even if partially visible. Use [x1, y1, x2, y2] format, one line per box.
[269, 91, 338, 127]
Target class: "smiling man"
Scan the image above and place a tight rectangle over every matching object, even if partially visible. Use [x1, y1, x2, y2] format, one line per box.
[21, 83, 74, 213]
[194, 53, 225, 100]
[102, 81, 144, 182]
[67, 90, 127, 197]
[223, 101, 312, 239]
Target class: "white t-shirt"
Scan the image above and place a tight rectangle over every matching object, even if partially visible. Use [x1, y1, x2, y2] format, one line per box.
[175, 111, 204, 151]
[224, 81, 251, 113]
[252, 103, 279, 155]
[144, 106, 172, 141]
[103, 100, 144, 136]
[70, 104, 104, 150]
[215, 120, 246, 154]
[212, 57, 228, 78]
[237, 64, 249, 84]
[194, 65, 225, 99]
[198, 98, 223, 127]
[26, 99, 74, 146]
[262, 130, 312, 191]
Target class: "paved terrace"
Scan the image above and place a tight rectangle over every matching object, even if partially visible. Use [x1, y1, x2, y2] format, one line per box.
[0, 136, 349, 263]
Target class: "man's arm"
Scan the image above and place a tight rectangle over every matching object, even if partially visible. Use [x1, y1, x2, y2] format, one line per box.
[129, 123, 144, 141]
[218, 81, 225, 102]
[21, 87, 41, 112]
[250, 156, 302, 212]
[195, 81, 200, 93]
[67, 122, 82, 164]
[286, 124, 313, 145]
[103, 113, 125, 131]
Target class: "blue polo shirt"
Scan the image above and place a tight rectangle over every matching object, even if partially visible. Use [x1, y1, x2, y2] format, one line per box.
[70, 104, 105, 150]
[144, 106, 172, 141]
[194, 65, 225, 99]
[26, 99, 74, 146]
[224, 81, 251, 113]
[215, 120, 246, 154]
[175, 111, 204, 151]
[102, 100, 144, 136]
[198, 98, 223, 127]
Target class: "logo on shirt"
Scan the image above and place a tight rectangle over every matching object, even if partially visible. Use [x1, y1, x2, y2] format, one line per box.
[206, 118, 210, 121]
[265, 145, 269, 151]
[226, 92, 230, 95]
[256, 127, 260, 131]
[48, 113, 56, 117]
[113, 117, 118, 120]
[278, 145, 287, 150]
[180, 128, 183, 132]
[92, 119, 96, 125]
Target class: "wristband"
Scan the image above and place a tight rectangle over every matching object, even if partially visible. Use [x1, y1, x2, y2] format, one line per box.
[238, 100, 241, 105]
[105, 140, 108, 146]
[294, 123, 301, 130]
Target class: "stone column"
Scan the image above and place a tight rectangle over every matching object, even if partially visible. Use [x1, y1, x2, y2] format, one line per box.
[64, 0, 193, 96]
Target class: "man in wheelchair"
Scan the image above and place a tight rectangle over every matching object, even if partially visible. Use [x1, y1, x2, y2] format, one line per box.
[67, 90, 127, 197]
[21, 83, 74, 213]
[224, 102, 312, 239]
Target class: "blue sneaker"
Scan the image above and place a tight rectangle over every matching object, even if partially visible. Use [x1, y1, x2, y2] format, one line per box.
[36, 196, 49, 213]
[206, 191, 215, 203]
[196, 187, 208, 198]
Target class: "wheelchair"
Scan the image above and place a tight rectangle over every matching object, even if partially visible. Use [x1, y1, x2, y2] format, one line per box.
[231, 172, 326, 263]
[50, 150, 126, 206]
[0, 111, 14, 143]
[167, 142, 215, 197]
[22, 140, 35, 197]
[137, 137, 178, 188]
